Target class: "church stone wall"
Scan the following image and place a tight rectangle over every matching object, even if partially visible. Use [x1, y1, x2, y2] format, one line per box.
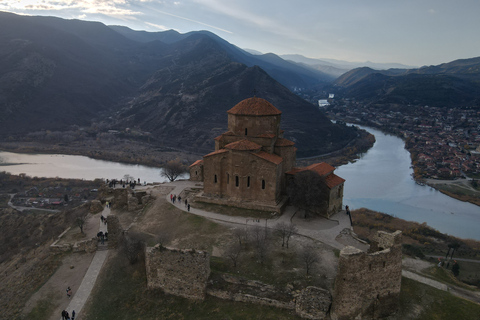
[331, 231, 402, 320]
[228, 114, 281, 137]
[145, 246, 211, 300]
[189, 163, 203, 182]
[327, 184, 344, 217]
[203, 151, 281, 204]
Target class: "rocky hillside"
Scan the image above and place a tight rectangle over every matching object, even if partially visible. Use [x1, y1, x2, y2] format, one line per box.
[0, 11, 356, 157]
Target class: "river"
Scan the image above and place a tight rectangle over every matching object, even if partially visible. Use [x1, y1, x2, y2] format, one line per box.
[1, 130, 479, 240]
[335, 125, 480, 240]
[0, 151, 178, 183]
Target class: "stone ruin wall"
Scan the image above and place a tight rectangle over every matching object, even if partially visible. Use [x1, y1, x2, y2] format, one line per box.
[145, 245, 211, 300]
[106, 215, 122, 249]
[331, 230, 402, 320]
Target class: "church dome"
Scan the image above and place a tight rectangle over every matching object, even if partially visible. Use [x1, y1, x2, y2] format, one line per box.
[227, 97, 281, 116]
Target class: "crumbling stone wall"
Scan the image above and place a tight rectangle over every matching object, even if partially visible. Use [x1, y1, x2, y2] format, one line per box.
[112, 188, 128, 209]
[145, 245, 210, 300]
[106, 215, 122, 249]
[331, 231, 402, 320]
[295, 287, 332, 320]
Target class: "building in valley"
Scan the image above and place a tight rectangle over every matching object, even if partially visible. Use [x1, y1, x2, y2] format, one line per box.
[189, 97, 344, 215]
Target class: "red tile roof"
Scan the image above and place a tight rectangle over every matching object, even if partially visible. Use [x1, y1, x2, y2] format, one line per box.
[189, 159, 203, 167]
[225, 139, 262, 151]
[305, 163, 335, 176]
[286, 162, 335, 176]
[204, 149, 228, 157]
[253, 151, 283, 165]
[228, 97, 282, 116]
[214, 131, 235, 141]
[258, 133, 276, 138]
[275, 138, 295, 147]
[325, 173, 345, 189]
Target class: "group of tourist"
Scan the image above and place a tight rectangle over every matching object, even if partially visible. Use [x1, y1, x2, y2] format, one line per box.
[170, 194, 190, 212]
[61, 309, 75, 320]
[106, 178, 147, 189]
[61, 286, 75, 319]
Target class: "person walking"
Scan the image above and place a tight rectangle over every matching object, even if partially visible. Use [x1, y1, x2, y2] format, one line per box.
[65, 310, 70, 320]
[71, 310, 76, 320]
[184, 199, 188, 207]
[346, 205, 352, 226]
[66, 286, 72, 299]
[187, 204, 190, 212]
[61, 310, 66, 320]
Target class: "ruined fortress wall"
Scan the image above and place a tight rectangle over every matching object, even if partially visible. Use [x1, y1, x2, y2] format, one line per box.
[331, 231, 402, 320]
[145, 246, 210, 300]
[106, 215, 122, 249]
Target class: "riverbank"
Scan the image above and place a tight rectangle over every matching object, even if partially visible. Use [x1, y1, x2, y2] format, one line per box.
[0, 139, 200, 169]
[0, 128, 375, 172]
[328, 119, 480, 207]
[424, 178, 480, 206]
[352, 208, 480, 287]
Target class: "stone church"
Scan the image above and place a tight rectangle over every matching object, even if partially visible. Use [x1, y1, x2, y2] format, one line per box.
[189, 97, 344, 216]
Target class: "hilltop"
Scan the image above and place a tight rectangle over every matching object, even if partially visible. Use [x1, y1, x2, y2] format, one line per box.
[0, 11, 355, 157]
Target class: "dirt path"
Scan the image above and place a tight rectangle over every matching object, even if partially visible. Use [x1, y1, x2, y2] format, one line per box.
[22, 207, 108, 320]
[22, 252, 95, 320]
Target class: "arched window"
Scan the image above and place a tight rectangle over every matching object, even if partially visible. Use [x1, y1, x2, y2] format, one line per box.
[247, 176, 250, 187]
[235, 176, 239, 187]
[227, 173, 229, 184]
[214, 174, 217, 183]
[245, 128, 248, 135]
[261, 179, 265, 189]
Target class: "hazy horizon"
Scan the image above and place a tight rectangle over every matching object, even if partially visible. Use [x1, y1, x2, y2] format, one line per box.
[1, 1, 480, 67]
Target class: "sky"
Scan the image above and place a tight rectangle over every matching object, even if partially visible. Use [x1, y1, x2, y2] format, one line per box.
[1, 0, 480, 67]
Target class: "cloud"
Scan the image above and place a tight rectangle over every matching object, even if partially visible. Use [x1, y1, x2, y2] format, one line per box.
[145, 21, 170, 31]
[148, 7, 233, 34]
[428, 8, 436, 14]
[192, 0, 311, 42]
[2, 0, 141, 17]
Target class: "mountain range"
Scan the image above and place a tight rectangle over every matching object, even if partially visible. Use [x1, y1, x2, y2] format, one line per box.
[1, 11, 479, 158]
[329, 57, 480, 108]
[0, 11, 355, 157]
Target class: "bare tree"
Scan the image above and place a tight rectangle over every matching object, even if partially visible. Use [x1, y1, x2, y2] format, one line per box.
[75, 214, 86, 234]
[161, 158, 187, 182]
[224, 242, 242, 267]
[251, 225, 269, 265]
[287, 170, 329, 218]
[234, 228, 249, 247]
[275, 222, 298, 248]
[300, 245, 319, 275]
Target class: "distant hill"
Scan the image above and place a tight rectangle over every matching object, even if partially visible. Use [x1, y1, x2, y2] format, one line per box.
[0, 12, 356, 157]
[280, 54, 416, 78]
[329, 57, 480, 108]
[114, 34, 354, 156]
[110, 26, 335, 89]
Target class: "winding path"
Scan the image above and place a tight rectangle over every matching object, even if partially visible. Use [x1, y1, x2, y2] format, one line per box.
[60, 206, 110, 319]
